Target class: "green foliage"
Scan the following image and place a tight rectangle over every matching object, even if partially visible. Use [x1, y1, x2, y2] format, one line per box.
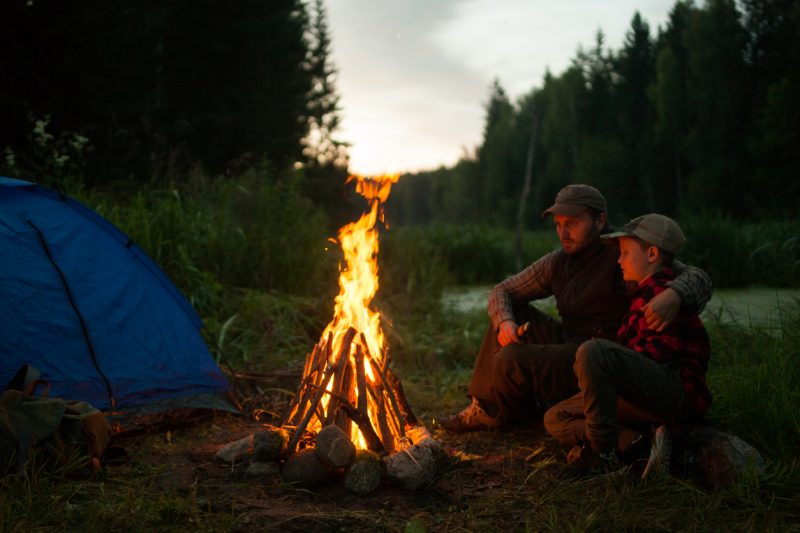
[381, 225, 558, 290]
[60, 171, 337, 370]
[705, 308, 800, 459]
[204, 289, 330, 370]
[377, 226, 451, 320]
[1, 114, 89, 189]
[679, 213, 800, 287]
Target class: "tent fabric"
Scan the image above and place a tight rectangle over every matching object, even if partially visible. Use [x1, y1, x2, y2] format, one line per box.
[0, 177, 233, 412]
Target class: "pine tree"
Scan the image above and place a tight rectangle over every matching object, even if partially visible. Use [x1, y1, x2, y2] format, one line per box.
[477, 79, 516, 224]
[615, 12, 656, 211]
[304, 0, 348, 168]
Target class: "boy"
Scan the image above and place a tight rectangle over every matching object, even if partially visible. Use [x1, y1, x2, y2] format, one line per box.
[543, 213, 711, 475]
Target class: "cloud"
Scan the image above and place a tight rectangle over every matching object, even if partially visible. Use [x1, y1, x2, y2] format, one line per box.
[326, 0, 674, 174]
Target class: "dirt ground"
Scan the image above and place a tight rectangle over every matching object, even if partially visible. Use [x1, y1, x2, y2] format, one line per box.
[105, 368, 798, 533]
[112, 394, 573, 532]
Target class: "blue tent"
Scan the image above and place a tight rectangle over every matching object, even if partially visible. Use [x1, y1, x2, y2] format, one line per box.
[0, 177, 234, 414]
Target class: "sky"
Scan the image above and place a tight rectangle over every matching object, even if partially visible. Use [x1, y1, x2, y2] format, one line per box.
[326, 0, 677, 176]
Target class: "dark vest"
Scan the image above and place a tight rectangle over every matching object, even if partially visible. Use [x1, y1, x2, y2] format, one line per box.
[550, 238, 630, 342]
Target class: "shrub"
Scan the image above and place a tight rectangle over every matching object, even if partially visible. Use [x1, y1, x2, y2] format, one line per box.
[679, 212, 800, 287]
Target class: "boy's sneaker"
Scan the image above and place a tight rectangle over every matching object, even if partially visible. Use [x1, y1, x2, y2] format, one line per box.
[557, 444, 627, 479]
[595, 450, 629, 477]
[642, 425, 673, 479]
[619, 431, 651, 473]
[438, 397, 501, 432]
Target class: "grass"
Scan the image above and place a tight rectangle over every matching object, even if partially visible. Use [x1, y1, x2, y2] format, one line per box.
[703, 309, 800, 460]
[3, 301, 799, 531]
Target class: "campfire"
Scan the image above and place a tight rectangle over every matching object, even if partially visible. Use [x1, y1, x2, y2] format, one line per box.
[244, 174, 439, 492]
[217, 174, 440, 492]
[282, 173, 422, 453]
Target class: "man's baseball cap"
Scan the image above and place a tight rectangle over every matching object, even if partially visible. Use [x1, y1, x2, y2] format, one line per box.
[601, 213, 686, 254]
[541, 184, 607, 219]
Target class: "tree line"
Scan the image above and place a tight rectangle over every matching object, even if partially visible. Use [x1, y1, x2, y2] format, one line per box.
[2, 1, 797, 229]
[0, 0, 355, 223]
[388, 0, 800, 227]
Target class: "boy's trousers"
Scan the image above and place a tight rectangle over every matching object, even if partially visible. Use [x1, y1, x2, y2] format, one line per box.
[544, 338, 693, 453]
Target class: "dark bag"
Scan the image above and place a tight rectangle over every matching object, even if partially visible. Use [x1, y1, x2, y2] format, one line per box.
[0, 368, 110, 475]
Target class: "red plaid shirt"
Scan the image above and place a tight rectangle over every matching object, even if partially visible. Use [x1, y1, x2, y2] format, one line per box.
[617, 268, 712, 416]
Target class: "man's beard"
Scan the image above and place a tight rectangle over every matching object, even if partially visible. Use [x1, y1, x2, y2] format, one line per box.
[562, 224, 602, 255]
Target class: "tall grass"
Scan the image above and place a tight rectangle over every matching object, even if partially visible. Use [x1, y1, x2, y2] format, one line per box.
[704, 307, 800, 459]
[680, 212, 800, 287]
[65, 171, 338, 368]
[380, 224, 558, 288]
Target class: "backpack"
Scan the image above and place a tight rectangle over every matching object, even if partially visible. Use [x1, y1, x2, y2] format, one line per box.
[0, 366, 110, 475]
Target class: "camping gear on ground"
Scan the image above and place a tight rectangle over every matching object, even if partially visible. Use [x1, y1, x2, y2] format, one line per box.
[0, 374, 110, 475]
[0, 177, 236, 420]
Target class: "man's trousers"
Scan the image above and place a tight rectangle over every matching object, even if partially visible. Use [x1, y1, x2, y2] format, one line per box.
[466, 304, 581, 422]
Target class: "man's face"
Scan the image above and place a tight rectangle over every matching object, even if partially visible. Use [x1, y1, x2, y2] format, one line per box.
[617, 237, 657, 282]
[553, 210, 605, 254]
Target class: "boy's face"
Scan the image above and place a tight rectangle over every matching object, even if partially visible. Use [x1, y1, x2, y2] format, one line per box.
[553, 210, 606, 255]
[617, 237, 660, 282]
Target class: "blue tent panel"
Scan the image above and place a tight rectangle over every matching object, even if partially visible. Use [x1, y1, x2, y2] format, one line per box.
[0, 177, 232, 411]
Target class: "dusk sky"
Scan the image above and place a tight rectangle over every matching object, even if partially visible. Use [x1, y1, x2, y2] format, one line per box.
[326, 0, 676, 175]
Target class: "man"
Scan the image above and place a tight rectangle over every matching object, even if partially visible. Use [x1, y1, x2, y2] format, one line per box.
[439, 184, 712, 432]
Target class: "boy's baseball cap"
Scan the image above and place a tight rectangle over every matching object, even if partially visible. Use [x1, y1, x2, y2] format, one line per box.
[601, 213, 685, 253]
[541, 184, 607, 219]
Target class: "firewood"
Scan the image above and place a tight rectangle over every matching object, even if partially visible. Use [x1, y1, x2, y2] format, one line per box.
[287, 327, 356, 455]
[386, 368, 418, 425]
[355, 345, 368, 418]
[335, 363, 354, 434]
[283, 344, 317, 425]
[336, 398, 384, 453]
[324, 344, 350, 425]
[361, 348, 406, 438]
[373, 382, 395, 453]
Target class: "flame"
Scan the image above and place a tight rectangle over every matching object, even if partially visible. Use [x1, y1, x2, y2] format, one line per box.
[304, 173, 400, 449]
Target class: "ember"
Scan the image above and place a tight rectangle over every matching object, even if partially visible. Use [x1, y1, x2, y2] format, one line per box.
[282, 174, 429, 459]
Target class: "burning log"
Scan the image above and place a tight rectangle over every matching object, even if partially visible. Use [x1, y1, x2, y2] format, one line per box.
[286, 327, 357, 455]
[282, 326, 417, 456]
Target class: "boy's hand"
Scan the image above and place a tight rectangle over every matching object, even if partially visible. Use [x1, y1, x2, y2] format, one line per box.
[497, 320, 521, 346]
[643, 288, 681, 331]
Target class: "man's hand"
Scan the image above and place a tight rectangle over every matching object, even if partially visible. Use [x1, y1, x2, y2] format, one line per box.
[497, 320, 521, 346]
[642, 287, 682, 332]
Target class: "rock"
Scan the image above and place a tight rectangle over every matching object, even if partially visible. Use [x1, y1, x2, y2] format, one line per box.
[384, 444, 436, 490]
[244, 461, 281, 482]
[403, 425, 446, 466]
[252, 428, 289, 462]
[344, 450, 383, 495]
[315, 425, 356, 469]
[281, 448, 332, 486]
[684, 426, 765, 489]
[416, 436, 447, 465]
[215, 434, 253, 464]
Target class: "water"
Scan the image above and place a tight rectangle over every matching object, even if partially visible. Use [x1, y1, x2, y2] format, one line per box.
[442, 285, 799, 330]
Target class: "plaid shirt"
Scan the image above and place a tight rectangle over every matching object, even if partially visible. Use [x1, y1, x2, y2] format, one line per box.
[488, 246, 713, 331]
[617, 268, 712, 415]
